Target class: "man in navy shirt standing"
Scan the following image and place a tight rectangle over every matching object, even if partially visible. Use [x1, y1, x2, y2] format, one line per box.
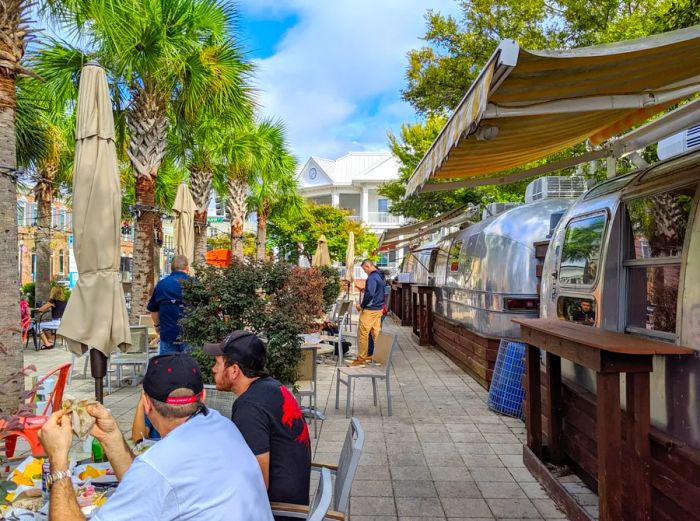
[351, 259, 385, 366]
[147, 255, 191, 354]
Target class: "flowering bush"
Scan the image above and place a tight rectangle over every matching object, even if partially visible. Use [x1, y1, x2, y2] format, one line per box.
[181, 261, 326, 384]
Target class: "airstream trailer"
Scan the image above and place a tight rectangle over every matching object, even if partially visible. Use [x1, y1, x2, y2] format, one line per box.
[537, 148, 700, 519]
[398, 179, 585, 385]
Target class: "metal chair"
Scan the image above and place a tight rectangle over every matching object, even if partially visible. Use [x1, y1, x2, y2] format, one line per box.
[138, 314, 159, 346]
[312, 417, 365, 518]
[335, 332, 396, 418]
[295, 346, 320, 437]
[271, 466, 333, 520]
[107, 326, 150, 390]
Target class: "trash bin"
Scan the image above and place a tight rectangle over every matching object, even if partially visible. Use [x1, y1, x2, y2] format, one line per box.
[488, 340, 526, 418]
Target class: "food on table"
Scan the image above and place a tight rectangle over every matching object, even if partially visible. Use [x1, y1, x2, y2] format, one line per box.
[11, 488, 43, 511]
[62, 397, 99, 439]
[9, 457, 43, 486]
[76, 484, 107, 508]
[78, 465, 108, 481]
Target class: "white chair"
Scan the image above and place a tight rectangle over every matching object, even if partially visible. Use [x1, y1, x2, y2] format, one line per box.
[335, 332, 396, 418]
[312, 417, 365, 519]
[271, 466, 333, 520]
[107, 326, 150, 390]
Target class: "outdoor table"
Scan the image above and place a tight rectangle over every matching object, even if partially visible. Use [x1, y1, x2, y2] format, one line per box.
[513, 318, 694, 521]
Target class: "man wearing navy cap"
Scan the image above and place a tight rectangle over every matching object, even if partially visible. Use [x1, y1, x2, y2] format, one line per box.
[205, 331, 311, 519]
[39, 353, 273, 521]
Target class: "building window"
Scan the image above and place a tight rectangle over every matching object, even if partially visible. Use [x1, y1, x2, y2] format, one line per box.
[559, 213, 606, 286]
[58, 210, 66, 230]
[31, 253, 36, 280]
[377, 198, 388, 213]
[624, 186, 696, 338]
[17, 202, 25, 225]
[58, 249, 65, 275]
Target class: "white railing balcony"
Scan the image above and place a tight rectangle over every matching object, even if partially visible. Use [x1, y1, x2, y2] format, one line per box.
[367, 212, 401, 225]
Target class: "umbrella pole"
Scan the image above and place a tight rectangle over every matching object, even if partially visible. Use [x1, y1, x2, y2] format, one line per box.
[90, 349, 108, 403]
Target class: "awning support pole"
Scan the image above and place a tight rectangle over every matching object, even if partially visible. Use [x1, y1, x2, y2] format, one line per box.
[606, 156, 617, 178]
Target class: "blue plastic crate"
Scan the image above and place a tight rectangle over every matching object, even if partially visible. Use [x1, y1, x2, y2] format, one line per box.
[488, 340, 526, 418]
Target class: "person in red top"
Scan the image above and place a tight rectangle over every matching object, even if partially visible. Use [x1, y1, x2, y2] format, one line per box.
[205, 331, 311, 520]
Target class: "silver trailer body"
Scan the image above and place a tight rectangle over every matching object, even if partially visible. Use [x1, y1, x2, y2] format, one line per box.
[540, 149, 700, 448]
[405, 199, 574, 339]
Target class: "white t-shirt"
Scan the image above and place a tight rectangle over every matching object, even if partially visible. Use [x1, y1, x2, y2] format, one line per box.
[93, 409, 273, 521]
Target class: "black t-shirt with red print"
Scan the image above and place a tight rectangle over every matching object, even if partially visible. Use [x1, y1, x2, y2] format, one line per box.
[231, 376, 311, 506]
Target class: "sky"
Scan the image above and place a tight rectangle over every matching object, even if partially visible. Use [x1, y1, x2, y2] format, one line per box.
[235, 0, 460, 164]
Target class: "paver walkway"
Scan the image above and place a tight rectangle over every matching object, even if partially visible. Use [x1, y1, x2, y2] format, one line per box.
[23, 317, 570, 520]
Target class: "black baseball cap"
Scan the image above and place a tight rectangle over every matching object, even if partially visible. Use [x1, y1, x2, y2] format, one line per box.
[203, 330, 267, 373]
[143, 354, 204, 404]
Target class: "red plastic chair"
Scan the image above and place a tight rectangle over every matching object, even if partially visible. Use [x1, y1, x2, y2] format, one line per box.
[0, 363, 72, 457]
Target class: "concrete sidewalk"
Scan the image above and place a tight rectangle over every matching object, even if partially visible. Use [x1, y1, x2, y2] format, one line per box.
[312, 318, 569, 520]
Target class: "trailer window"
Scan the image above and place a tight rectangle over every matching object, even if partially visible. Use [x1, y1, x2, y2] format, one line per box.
[557, 296, 596, 326]
[448, 240, 463, 273]
[624, 186, 696, 337]
[559, 214, 606, 287]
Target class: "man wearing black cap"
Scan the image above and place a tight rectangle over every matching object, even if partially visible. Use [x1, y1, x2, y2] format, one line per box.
[38, 353, 273, 521]
[205, 331, 311, 516]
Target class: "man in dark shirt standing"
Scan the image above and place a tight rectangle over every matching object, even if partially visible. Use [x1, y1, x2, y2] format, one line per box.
[351, 259, 385, 366]
[204, 331, 311, 518]
[147, 255, 191, 354]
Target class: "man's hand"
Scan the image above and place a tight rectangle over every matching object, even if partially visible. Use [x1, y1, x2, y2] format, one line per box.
[355, 303, 361, 312]
[38, 411, 73, 469]
[87, 404, 121, 446]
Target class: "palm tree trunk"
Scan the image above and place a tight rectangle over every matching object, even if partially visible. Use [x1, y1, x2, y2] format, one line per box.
[126, 89, 167, 323]
[227, 172, 247, 261]
[189, 165, 212, 265]
[256, 207, 268, 260]
[131, 176, 156, 322]
[0, 72, 24, 413]
[34, 176, 54, 304]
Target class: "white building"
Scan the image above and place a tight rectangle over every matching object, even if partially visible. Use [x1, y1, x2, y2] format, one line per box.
[297, 151, 405, 269]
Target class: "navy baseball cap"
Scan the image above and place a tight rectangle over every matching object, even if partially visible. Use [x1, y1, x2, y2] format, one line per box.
[203, 330, 267, 373]
[143, 354, 203, 404]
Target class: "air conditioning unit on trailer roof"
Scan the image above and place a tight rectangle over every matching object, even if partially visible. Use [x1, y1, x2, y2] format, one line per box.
[481, 202, 521, 220]
[657, 124, 700, 160]
[525, 176, 587, 204]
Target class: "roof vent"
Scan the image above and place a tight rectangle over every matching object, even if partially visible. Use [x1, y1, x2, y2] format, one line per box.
[657, 124, 700, 160]
[481, 202, 521, 220]
[525, 176, 587, 204]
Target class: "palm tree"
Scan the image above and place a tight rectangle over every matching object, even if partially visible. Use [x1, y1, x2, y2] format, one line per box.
[40, 0, 252, 320]
[0, 0, 33, 412]
[15, 77, 74, 303]
[247, 122, 300, 260]
[218, 118, 267, 260]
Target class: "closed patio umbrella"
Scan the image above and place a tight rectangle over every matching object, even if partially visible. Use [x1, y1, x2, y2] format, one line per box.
[343, 232, 355, 297]
[57, 62, 131, 402]
[173, 183, 196, 266]
[312, 234, 331, 267]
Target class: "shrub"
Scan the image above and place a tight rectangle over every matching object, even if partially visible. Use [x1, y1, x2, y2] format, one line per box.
[180, 260, 326, 385]
[318, 265, 341, 310]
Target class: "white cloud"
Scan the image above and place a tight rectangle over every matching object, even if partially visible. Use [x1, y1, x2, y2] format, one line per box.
[238, 0, 460, 161]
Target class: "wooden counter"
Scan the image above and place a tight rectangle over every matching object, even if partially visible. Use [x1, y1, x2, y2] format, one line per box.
[513, 318, 694, 521]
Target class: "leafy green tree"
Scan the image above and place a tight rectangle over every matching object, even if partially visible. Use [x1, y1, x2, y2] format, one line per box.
[268, 202, 378, 264]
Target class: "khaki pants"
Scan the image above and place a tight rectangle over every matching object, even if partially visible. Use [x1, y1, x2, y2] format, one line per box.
[357, 309, 383, 361]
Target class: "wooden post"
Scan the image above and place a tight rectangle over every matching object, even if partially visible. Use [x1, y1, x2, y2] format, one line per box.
[412, 289, 419, 337]
[425, 289, 433, 345]
[545, 352, 564, 464]
[596, 372, 623, 521]
[625, 372, 652, 521]
[525, 345, 542, 458]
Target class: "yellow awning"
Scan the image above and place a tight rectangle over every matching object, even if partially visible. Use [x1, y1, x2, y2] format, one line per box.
[406, 26, 700, 197]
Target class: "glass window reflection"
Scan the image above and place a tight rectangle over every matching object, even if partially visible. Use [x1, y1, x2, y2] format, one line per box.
[559, 214, 606, 286]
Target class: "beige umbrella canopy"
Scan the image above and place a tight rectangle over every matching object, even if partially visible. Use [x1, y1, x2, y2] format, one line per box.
[58, 63, 131, 399]
[311, 234, 331, 267]
[343, 232, 355, 297]
[173, 183, 196, 266]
